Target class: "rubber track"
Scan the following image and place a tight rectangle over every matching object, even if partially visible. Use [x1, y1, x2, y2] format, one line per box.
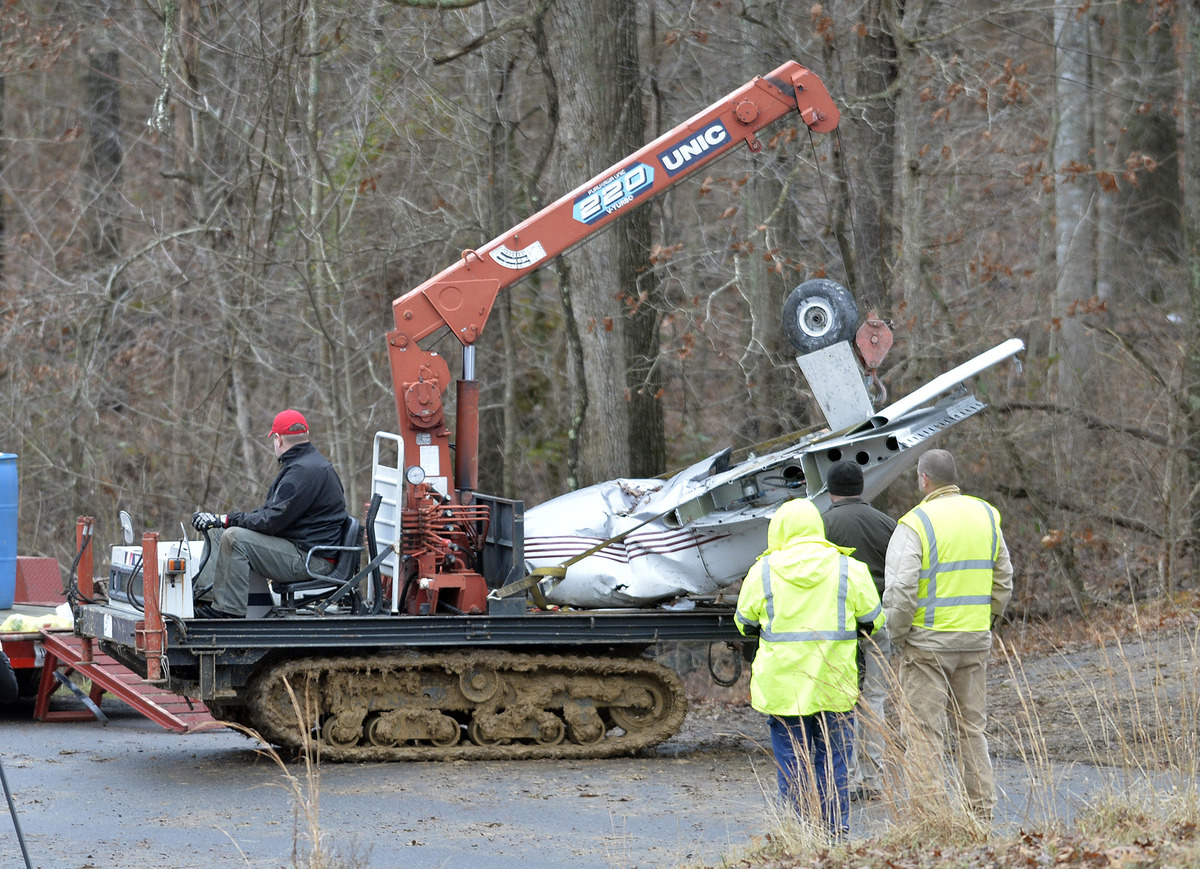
[241, 651, 688, 762]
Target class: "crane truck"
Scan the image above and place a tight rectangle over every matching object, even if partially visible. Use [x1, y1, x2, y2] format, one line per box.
[67, 61, 1022, 761]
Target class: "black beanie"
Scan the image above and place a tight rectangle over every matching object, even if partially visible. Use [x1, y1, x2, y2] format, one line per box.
[826, 460, 864, 496]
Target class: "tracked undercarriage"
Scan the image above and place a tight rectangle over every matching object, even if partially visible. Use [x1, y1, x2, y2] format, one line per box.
[229, 650, 687, 761]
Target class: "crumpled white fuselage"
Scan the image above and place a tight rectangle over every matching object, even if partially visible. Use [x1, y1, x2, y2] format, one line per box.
[524, 339, 1024, 608]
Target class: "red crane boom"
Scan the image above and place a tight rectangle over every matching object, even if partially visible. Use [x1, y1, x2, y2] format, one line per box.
[385, 60, 839, 612]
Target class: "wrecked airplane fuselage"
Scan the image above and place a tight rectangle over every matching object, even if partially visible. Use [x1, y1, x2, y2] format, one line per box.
[523, 338, 1023, 608]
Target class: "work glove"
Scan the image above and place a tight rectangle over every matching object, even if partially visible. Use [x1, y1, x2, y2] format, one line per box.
[191, 511, 227, 532]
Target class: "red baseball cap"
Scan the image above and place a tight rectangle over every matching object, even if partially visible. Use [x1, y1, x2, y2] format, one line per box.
[268, 409, 309, 437]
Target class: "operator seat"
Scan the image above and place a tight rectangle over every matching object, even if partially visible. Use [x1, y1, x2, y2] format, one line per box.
[270, 514, 363, 612]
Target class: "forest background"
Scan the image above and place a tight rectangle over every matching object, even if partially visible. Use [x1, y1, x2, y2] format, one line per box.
[0, 0, 1195, 623]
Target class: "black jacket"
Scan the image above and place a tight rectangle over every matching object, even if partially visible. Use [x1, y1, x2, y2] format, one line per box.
[821, 497, 897, 596]
[226, 442, 348, 552]
[0, 649, 17, 703]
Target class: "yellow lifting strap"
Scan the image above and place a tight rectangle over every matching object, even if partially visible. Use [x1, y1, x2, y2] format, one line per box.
[490, 509, 673, 608]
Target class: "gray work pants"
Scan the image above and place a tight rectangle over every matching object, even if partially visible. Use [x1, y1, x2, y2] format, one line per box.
[849, 631, 891, 792]
[193, 527, 333, 616]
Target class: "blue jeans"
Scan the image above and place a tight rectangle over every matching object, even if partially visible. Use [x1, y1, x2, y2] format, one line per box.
[768, 711, 853, 836]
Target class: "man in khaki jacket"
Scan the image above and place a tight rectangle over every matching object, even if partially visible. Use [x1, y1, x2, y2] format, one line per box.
[883, 449, 1013, 821]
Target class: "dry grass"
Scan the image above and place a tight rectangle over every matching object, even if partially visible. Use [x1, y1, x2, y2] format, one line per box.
[204, 609, 1200, 869]
[693, 608, 1200, 869]
[1000, 592, 1200, 657]
[219, 678, 370, 869]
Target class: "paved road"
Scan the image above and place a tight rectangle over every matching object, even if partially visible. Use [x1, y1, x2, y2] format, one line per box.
[0, 696, 1148, 869]
[0, 698, 775, 869]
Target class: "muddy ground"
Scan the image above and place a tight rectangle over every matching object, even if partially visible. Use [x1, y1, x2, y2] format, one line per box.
[0, 628, 1191, 869]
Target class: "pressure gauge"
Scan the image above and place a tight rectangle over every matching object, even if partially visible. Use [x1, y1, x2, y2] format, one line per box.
[405, 465, 427, 486]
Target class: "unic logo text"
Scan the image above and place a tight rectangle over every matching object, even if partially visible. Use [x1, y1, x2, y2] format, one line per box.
[657, 121, 730, 177]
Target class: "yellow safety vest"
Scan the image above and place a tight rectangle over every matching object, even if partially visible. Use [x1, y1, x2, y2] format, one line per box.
[899, 495, 1000, 632]
[736, 551, 882, 716]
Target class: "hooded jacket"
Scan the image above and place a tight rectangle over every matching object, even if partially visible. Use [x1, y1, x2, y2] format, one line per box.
[735, 499, 884, 716]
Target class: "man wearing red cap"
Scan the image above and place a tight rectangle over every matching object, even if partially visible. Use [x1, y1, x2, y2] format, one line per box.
[190, 409, 349, 618]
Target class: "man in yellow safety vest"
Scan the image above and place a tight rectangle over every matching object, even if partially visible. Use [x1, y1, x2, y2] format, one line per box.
[736, 498, 885, 839]
[883, 449, 1013, 821]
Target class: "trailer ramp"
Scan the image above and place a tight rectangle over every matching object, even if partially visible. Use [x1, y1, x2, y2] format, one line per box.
[33, 631, 219, 733]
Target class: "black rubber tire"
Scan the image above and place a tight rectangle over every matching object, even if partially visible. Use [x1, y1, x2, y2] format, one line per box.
[781, 279, 858, 354]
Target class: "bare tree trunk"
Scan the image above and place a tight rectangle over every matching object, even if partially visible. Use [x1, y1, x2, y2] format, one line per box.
[613, 0, 664, 480]
[475, 15, 522, 499]
[1113, 0, 1183, 587]
[1092, 16, 1117, 306]
[1114, 0, 1181, 303]
[734, 170, 781, 444]
[1183, 0, 1200, 566]
[891, 0, 932, 320]
[846, 0, 899, 318]
[81, 17, 123, 269]
[1051, 0, 1096, 409]
[298, 0, 359, 511]
[1047, 0, 1095, 614]
[622, 199, 665, 477]
[544, 0, 661, 485]
[76, 0, 127, 486]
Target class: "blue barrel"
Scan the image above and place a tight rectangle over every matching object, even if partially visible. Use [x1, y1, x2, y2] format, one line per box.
[0, 454, 16, 609]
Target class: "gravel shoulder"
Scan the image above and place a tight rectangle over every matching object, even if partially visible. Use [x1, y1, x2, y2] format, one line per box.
[987, 625, 1200, 767]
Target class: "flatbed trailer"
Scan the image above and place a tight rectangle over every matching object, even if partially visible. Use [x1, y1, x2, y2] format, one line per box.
[68, 512, 746, 759]
[76, 586, 745, 759]
[2, 626, 47, 695]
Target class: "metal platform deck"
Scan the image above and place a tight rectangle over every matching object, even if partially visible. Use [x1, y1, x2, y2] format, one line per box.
[74, 602, 745, 701]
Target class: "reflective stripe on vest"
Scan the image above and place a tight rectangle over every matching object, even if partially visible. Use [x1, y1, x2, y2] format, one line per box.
[758, 555, 865, 642]
[905, 499, 998, 631]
